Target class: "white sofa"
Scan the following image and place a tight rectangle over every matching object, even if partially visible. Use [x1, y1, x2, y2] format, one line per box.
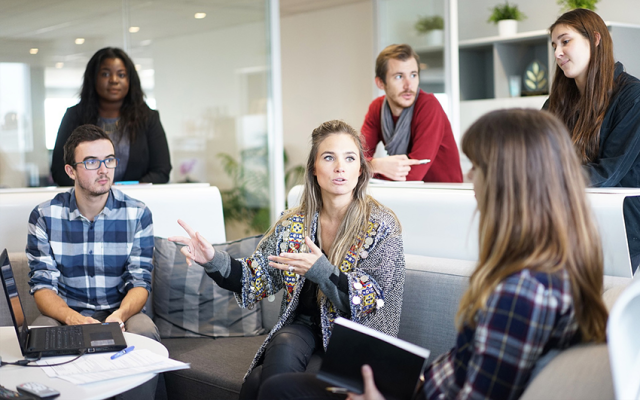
[288, 183, 639, 278]
[0, 183, 226, 254]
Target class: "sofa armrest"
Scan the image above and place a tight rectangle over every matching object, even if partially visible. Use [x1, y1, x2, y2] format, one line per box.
[520, 343, 614, 400]
[2, 252, 42, 325]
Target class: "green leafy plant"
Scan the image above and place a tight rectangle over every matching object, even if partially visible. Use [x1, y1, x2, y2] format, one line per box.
[557, 0, 598, 11]
[415, 15, 444, 34]
[218, 148, 305, 235]
[487, 1, 527, 24]
[284, 151, 306, 200]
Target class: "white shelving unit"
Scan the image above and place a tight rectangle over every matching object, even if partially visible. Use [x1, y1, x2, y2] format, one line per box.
[459, 29, 552, 101]
[459, 22, 640, 101]
[457, 22, 640, 135]
[415, 45, 445, 94]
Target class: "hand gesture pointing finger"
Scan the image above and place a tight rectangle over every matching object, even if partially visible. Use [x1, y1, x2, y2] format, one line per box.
[168, 219, 215, 266]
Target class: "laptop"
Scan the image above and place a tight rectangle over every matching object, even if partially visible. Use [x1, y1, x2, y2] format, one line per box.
[0, 249, 127, 358]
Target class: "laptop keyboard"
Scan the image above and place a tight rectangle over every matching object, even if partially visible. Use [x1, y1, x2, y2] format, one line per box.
[44, 326, 83, 349]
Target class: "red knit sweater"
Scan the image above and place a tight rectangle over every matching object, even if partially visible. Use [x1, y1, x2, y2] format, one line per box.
[361, 90, 463, 182]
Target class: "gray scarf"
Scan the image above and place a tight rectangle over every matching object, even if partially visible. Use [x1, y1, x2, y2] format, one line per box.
[380, 90, 419, 156]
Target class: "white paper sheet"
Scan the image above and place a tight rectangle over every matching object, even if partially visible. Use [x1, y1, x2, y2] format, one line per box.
[36, 349, 190, 385]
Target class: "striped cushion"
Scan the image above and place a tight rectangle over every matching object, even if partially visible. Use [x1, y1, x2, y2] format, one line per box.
[152, 236, 264, 338]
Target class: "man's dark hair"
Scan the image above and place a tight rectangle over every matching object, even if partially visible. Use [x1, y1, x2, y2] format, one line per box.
[375, 44, 421, 84]
[63, 124, 113, 167]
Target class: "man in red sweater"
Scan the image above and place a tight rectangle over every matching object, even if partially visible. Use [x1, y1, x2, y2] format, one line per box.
[361, 44, 462, 182]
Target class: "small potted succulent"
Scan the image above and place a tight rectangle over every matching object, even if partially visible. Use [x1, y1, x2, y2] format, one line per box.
[415, 15, 445, 46]
[557, 0, 598, 11]
[488, 1, 526, 37]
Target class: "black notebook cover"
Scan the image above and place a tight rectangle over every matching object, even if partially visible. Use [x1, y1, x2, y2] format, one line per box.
[317, 317, 430, 400]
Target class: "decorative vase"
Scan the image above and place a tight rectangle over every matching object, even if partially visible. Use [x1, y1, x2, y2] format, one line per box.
[428, 29, 444, 46]
[498, 19, 517, 36]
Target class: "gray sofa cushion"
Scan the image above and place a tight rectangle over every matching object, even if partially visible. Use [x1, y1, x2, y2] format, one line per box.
[1, 252, 40, 325]
[153, 236, 264, 338]
[163, 335, 267, 400]
[399, 255, 475, 362]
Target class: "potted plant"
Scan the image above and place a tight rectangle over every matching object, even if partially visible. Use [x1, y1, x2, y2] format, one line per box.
[217, 147, 305, 236]
[415, 15, 445, 46]
[488, 1, 526, 37]
[557, 0, 598, 11]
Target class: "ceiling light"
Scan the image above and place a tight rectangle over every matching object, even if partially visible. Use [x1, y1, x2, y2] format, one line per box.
[140, 39, 152, 46]
[129, 26, 140, 33]
[29, 48, 38, 55]
[195, 12, 206, 19]
[55, 62, 64, 68]
[135, 64, 142, 71]
[75, 38, 85, 45]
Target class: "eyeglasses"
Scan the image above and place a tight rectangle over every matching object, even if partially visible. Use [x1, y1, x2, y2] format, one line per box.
[73, 157, 119, 170]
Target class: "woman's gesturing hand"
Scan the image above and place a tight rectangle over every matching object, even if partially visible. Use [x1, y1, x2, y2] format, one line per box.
[268, 236, 322, 276]
[168, 219, 215, 266]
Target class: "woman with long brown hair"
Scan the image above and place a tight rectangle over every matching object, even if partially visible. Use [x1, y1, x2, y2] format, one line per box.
[417, 109, 609, 399]
[170, 120, 405, 399]
[258, 109, 608, 400]
[546, 8, 640, 274]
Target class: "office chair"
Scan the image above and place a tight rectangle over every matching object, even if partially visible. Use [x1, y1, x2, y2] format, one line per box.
[607, 277, 640, 400]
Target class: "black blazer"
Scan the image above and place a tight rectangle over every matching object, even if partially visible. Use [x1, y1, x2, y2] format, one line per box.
[51, 104, 172, 186]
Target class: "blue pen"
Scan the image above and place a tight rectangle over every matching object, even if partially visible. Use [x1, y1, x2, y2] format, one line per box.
[114, 181, 140, 185]
[111, 346, 135, 360]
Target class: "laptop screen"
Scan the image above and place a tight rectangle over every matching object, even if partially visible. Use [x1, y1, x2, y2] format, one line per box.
[0, 249, 30, 350]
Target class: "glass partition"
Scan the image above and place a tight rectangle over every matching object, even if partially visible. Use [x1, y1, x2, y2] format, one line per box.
[0, 0, 278, 239]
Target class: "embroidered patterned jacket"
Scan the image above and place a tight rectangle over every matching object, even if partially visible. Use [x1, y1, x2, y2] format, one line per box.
[203, 201, 405, 380]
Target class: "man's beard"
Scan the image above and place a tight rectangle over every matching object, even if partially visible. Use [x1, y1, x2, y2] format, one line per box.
[389, 90, 416, 110]
[78, 174, 111, 197]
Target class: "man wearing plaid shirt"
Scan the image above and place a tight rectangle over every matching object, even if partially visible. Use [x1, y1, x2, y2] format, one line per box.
[26, 124, 159, 341]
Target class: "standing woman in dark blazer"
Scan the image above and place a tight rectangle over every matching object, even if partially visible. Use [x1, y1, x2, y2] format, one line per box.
[51, 47, 171, 186]
[546, 9, 640, 273]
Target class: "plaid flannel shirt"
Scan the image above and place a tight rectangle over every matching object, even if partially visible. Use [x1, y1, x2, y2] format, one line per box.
[26, 188, 154, 313]
[421, 268, 581, 400]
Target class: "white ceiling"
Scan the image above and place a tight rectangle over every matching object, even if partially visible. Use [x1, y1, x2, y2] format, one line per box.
[0, 0, 367, 69]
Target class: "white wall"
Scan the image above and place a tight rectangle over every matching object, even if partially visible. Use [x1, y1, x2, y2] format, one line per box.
[280, 1, 375, 171]
[459, 0, 640, 41]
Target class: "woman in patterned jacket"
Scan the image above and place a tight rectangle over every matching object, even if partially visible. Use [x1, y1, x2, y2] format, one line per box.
[170, 120, 405, 399]
[257, 109, 609, 400]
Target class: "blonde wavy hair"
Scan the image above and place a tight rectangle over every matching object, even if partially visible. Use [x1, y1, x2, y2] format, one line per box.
[459, 109, 607, 342]
[266, 120, 388, 266]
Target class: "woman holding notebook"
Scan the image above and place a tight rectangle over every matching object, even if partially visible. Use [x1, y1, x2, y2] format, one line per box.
[170, 120, 405, 399]
[259, 109, 608, 400]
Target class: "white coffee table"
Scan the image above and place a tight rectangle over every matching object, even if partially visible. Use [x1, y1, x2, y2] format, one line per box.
[0, 326, 168, 399]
